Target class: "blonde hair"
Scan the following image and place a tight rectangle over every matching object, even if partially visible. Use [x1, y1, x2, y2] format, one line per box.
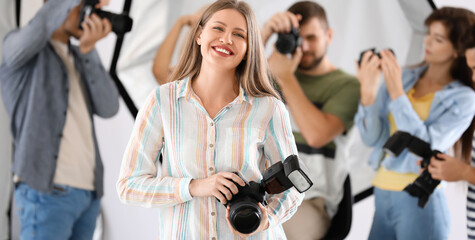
[168, 0, 280, 100]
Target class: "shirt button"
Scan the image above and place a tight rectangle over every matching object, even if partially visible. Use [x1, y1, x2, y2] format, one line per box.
[209, 167, 214, 171]
[210, 122, 214, 127]
[211, 212, 215, 216]
[212, 237, 216, 240]
[209, 144, 214, 148]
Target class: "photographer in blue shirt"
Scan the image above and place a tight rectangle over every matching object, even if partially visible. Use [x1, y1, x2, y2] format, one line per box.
[355, 7, 475, 239]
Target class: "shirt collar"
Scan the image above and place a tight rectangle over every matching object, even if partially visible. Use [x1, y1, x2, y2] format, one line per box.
[177, 77, 253, 105]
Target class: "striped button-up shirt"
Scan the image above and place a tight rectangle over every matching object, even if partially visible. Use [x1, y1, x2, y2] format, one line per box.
[117, 78, 303, 240]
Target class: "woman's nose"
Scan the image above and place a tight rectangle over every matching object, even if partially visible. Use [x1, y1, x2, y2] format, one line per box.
[219, 32, 233, 45]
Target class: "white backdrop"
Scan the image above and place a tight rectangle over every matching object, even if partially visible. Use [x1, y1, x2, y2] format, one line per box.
[1, 0, 474, 239]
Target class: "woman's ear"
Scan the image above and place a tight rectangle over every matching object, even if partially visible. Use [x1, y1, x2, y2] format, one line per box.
[196, 26, 202, 45]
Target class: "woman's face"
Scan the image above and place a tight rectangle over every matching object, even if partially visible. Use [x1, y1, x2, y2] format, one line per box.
[466, 48, 475, 83]
[424, 21, 457, 65]
[197, 9, 248, 72]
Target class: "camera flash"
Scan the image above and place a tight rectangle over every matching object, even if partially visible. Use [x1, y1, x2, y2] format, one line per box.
[288, 170, 311, 193]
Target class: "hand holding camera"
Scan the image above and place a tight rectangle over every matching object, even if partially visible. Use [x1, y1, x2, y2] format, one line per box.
[261, 11, 301, 45]
[383, 131, 444, 208]
[78, 0, 133, 37]
[357, 48, 403, 105]
[189, 172, 246, 205]
[428, 153, 470, 182]
[220, 155, 312, 234]
[79, 14, 112, 54]
[356, 49, 383, 106]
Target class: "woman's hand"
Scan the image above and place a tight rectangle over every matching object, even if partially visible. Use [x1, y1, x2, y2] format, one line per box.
[225, 202, 270, 238]
[380, 50, 404, 100]
[189, 172, 246, 204]
[356, 50, 381, 106]
[428, 153, 469, 182]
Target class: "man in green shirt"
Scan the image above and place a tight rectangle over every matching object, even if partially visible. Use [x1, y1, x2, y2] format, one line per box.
[261, 1, 360, 239]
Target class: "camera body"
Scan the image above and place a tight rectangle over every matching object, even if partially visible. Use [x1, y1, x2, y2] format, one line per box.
[357, 48, 395, 66]
[222, 155, 312, 234]
[275, 27, 301, 54]
[383, 131, 443, 208]
[78, 0, 133, 36]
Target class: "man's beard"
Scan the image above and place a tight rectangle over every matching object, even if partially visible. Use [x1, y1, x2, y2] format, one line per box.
[298, 52, 325, 71]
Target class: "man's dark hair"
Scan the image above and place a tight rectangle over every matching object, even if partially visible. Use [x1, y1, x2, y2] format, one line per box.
[288, 1, 329, 30]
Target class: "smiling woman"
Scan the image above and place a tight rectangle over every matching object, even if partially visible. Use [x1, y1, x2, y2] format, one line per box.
[116, 0, 304, 239]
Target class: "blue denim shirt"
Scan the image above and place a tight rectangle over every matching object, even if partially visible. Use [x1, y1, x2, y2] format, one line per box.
[0, 0, 119, 197]
[355, 66, 475, 174]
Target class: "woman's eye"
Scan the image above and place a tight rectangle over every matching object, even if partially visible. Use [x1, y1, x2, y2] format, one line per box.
[213, 27, 224, 31]
[234, 33, 245, 39]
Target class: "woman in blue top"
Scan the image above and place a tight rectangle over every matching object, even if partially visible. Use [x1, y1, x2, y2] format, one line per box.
[355, 7, 475, 239]
[428, 23, 475, 239]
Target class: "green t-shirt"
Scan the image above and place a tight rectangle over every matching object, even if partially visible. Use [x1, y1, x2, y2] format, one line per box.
[291, 69, 360, 151]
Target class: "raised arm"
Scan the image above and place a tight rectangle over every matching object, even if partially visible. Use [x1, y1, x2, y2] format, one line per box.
[2, 0, 80, 69]
[261, 11, 301, 46]
[152, 14, 200, 85]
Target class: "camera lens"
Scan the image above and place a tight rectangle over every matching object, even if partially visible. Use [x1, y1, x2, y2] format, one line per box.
[275, 27, 301, 54]
[229, 199, 262, 234]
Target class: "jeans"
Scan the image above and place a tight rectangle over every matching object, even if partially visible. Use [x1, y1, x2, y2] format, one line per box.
[14, 183, 100, 240]
[369, 187, 450, 240]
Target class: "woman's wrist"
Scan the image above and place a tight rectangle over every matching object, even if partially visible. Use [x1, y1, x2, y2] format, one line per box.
[189, 179, 199, 197]
[360, 92, 376, 106]
[389, 88, 404, 101]
[462, 164, 474, 182]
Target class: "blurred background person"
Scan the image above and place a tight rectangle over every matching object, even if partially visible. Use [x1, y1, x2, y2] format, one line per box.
[0, 0, 119, 239]
[355, 7, 475, 240]
[427, 22, 475, 240]
[261, 1, 360, 239]
[152, 6, 206, 85]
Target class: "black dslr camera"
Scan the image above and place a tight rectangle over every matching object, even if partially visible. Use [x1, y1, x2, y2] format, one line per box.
[383, 131, 443, 208]
[357, 48, 395, 66]
[223, 155, 312, 234]
[275, 27, 301, 54]
[78, 0, 133, 36]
